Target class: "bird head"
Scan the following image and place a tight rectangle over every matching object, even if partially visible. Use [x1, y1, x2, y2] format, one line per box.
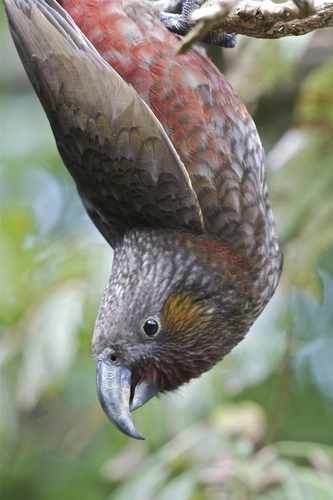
[93, 227, 254, 439]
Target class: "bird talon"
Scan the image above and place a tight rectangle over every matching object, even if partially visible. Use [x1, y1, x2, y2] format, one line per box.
[159, 0, 237, 47]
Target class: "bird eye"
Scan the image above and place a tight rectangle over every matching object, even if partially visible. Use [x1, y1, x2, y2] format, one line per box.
[142, 318, 160, 338]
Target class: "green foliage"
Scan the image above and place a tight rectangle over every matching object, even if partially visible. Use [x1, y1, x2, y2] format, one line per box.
[1, 14, 332, 500]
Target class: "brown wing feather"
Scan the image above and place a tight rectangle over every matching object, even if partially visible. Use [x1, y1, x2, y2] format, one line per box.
[5, 0, 204, 246]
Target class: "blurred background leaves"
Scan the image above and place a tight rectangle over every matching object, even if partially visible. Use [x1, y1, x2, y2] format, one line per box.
[1, 4, 333, 499]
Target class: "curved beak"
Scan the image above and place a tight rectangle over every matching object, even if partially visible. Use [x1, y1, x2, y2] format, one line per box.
[96, 360, 160, 440]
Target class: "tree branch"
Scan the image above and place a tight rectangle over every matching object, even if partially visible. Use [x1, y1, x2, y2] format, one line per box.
[176, 0, 333, 52]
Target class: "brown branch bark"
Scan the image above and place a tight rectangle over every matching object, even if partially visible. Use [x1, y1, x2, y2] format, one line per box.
[177, 0, 333, 52]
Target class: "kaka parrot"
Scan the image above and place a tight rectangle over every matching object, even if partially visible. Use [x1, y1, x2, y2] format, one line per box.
[5, 0, 282, 439]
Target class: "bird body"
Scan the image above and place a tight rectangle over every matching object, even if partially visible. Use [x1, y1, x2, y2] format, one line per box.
[5, 0, 282, 439]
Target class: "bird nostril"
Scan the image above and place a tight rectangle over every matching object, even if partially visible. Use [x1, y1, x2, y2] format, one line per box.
[110, 353, 117, 363]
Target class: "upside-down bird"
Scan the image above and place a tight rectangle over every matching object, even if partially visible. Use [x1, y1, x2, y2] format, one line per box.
[5, 0, 282, 439]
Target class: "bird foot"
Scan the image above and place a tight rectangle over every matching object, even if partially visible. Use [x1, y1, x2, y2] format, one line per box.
[159, 0, 236, 48]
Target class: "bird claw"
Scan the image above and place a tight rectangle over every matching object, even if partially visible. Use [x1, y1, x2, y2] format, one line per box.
[159, 0, 237, 48]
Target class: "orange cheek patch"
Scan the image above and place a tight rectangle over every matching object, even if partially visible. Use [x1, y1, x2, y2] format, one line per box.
[162, 293, 212, 336]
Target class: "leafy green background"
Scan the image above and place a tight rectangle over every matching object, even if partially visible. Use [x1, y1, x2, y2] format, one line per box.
[1, 4, 333, 499]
